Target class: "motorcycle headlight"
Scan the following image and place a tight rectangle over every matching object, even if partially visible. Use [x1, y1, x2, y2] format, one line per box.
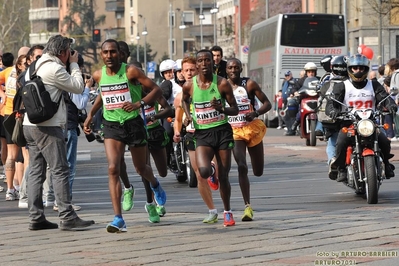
[357, 119, 374, 137]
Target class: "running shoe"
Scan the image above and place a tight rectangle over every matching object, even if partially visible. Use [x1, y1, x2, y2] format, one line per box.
[106, 216, 127, 233]
[223, 212, 236, 227]
[207, 161, 219, 190]
[156, 205, 166, 217]
[203, 213, 218, 224]
[122, 185, 135, 211]
[242, 206, 254, 221]
[145, 204, 160, 223]
[150, 179, 166, 206]
[5, 190, 19, 201]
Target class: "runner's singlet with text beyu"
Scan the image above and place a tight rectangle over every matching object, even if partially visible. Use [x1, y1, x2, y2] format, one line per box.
[99, 63, 142, 124]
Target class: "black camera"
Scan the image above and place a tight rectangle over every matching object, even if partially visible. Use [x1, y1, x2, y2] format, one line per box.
[78, 109, 96, 142]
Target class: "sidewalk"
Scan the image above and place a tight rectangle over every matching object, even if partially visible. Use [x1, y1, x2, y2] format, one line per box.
[1, 201, 399, 265]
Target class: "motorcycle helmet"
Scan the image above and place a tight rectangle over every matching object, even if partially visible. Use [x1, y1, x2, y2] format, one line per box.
[331, 55, 348, 77]
[160, 59, 176, 78]
[347, 54, 370, 83]
[174, 59, 182, 72]
[304, 62, 317, 76]
[320, 55, 333, 73]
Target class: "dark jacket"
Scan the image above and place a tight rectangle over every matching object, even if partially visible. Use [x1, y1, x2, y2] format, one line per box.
[214, 60, 227, 78]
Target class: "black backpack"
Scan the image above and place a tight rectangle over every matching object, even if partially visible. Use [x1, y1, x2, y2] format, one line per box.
[21, 60, 62, 124]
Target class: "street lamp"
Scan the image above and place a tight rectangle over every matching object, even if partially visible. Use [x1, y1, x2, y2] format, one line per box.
[199, 1, 205, 49]
[142, 17, 148, 75]
[179, 12, 187, 57]
[210, 1, 218, 46]
[135, 26, 140, 63]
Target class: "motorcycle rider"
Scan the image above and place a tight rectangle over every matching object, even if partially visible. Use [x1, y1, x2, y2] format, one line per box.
[291, 62, 322, 134]
[327, 54, 397, 182]
[319, 55, 349, 179]
[159, 59, 181, 171]
[174, 59, 185, 87]
[319, 55, 333, 84]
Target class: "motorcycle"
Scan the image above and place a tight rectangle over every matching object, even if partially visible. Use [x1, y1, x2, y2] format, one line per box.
[327, 87, 398, 204]
[297, 77, 322, 146]
[167, 118, 197, 187]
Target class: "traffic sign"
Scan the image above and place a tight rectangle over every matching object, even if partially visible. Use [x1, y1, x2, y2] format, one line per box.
[147, 61, 156, 79]
[242, 45, 249, 55]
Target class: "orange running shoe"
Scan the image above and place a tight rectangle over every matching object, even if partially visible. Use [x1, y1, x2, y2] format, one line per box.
[223, 212, 235, 227]
[207, 161, 219, 190]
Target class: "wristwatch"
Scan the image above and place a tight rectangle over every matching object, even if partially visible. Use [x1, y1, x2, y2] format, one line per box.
[255, 110, 260, 117]
[140, 100, 145, 107]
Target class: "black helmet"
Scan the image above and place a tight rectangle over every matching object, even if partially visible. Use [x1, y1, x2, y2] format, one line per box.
[331, 55, 348, 77]
[347, 54, 370, 83]
[320, 55, 333, 72]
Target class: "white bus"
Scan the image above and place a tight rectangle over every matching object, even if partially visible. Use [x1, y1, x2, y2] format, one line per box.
[248, 13, 348, 127]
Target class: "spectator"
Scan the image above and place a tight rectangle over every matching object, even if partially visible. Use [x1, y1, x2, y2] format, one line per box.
[275, 90, 284, 129]
[210, 46, 227, 78]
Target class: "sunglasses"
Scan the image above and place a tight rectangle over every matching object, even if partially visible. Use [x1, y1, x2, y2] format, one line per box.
[351, 66, 365, 71]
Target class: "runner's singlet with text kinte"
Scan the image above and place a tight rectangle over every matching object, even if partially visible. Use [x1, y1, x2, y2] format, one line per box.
[192, 74, 228, 130]
[99, 63, 142, 124]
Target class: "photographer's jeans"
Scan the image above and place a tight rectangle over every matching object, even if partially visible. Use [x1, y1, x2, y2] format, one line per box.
[67, 128, 78, 201]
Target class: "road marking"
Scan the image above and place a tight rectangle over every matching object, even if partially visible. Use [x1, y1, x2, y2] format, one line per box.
[77, 150, 91, 161]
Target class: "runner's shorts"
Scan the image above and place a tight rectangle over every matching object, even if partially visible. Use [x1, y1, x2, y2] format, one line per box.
[147, 124, 169, 150]
[102, 116, 147, 147]
[185, 132, 195, 151]
[232, 119, 266, 147]
[194, 123, 234, 150]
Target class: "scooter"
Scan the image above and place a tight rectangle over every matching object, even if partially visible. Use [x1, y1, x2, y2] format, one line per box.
[297, 77, 322, 146]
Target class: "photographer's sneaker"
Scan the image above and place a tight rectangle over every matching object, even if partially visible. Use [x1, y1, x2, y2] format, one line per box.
[5, 190, 19, 201]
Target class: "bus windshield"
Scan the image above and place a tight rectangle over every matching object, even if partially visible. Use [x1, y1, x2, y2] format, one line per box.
[281, 14, 345, 47]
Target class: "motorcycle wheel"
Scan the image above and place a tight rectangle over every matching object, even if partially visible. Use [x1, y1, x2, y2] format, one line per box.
[309, 120, 317, 146]
[364, 156, 378, 204]
[184, 149, 197, 187]
[175, 144, 188, 183]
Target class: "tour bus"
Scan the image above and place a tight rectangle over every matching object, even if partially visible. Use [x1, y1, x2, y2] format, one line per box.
[248, 13, 348, 127]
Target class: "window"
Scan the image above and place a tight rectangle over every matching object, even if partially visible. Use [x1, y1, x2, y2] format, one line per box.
[201, 12, 212, 25]
[183, 11, 194, 25]
[46, 0, 58, 7]
[396, 36, 399, 58]
[184, 40, 196, 53]
[169, 11, 176, 27]
[46, 19, 59, 32]
[130, 0, 133, 7]
[171, 39, 176, 55]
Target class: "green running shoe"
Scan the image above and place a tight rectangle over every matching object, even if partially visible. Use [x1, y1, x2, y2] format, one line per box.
[156, 205, 166, 217]
[203, 213, 218, 224]
[122, 185, 135, 211]
[145, 203, 160, 223]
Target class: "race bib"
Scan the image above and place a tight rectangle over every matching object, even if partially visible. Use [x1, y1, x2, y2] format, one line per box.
[101, 82, 132, 110]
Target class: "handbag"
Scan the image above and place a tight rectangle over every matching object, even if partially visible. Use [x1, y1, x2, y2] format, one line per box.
[12, 116, 27, 147]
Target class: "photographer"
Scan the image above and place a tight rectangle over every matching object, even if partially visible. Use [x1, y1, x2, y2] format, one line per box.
[49, 53, 93, 211]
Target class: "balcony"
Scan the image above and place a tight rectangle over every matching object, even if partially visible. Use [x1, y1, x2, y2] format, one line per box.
[29, 32, 59, 45]
[29, 7, 59, 21]
[188, 25, 214, 37]
[105, 1, 125, 12]
[188, 0, 214, 9]
[104, 27, 125, 40]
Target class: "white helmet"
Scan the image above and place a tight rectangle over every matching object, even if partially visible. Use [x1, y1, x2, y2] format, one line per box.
[175, 59, 182, 72]
[304, 62, 317, 71]
[160, 59, 176, 73]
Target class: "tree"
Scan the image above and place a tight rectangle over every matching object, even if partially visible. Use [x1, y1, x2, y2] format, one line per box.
[127, 43, 157, 65]
[0, 0, 29, 55]
[62, 0, 106, 71]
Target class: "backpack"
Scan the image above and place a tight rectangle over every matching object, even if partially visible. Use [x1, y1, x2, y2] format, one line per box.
[318, 79, 342, 124]
[21, 60, 62, 124]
